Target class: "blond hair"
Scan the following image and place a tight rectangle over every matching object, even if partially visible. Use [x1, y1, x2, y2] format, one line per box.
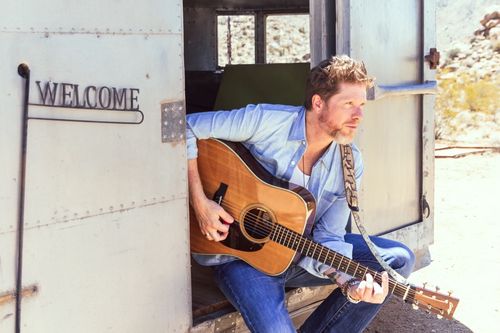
[304, 55, 374, 109]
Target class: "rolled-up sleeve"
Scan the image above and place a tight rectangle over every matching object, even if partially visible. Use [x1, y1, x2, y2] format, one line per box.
[186, 105, 265, 160]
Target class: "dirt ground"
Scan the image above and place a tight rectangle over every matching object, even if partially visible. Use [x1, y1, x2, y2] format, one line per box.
[365, 145, 500, 333]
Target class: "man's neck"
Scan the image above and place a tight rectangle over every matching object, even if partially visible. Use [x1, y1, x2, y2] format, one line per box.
[299, 110, 335, 174]
[304, 109, 334, 153]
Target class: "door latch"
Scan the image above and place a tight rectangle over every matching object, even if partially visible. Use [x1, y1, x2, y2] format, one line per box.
[421, 195, 431, 219]
[425, 48, 440, 69]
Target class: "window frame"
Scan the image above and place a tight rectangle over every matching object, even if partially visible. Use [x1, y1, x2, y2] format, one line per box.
[215, 9, 309, 67]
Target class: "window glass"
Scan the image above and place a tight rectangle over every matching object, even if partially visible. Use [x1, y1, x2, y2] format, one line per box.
[266, 14, 310, 63]
[217, 15, 255, 67]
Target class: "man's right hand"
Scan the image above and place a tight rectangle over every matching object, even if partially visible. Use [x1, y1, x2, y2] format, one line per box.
[191, 196, 234, 242]
[189, 157, 234, 242]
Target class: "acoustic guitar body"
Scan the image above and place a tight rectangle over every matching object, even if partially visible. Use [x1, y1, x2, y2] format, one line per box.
[190, 139, 316, 275]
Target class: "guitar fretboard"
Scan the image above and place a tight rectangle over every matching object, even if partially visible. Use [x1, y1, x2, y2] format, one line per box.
[270, 223, 416, 302]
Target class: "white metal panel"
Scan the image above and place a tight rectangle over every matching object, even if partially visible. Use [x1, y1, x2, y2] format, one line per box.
[21, 201, 190, 333]
[0, 236, 17, 331]
[1, 0, 182, 34]
[333, 0, 436, 267]
[7, 31, 186, 230]
[1, 0, 192, 330]
[419, 0, 437, 256]
[348, 0, 422, 234]
[0, 8, 31, 332]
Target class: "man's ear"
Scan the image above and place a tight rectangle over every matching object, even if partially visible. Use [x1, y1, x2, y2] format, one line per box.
[311, 94, 324, 112]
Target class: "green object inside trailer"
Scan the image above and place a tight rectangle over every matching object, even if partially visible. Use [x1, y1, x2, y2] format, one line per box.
[214, 63, 310, 110]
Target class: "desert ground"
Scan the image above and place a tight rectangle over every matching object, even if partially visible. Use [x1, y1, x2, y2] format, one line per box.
[366, 145, 500, 333]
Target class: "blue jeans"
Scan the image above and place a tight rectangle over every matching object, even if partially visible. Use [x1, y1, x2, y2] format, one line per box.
[212, 234, 415, 333]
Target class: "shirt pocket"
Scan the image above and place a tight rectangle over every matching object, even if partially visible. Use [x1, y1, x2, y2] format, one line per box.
[317, 190, 345, 218]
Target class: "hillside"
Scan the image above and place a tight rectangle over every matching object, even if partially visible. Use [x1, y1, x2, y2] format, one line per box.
[435, 3, 499, 144]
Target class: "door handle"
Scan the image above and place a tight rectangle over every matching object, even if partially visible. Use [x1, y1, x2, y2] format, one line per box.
[367, 81, 437, 101]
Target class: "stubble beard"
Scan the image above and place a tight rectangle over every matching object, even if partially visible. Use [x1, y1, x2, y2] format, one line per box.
[318, 110, 357, 144]
[333, 131, 354, 144]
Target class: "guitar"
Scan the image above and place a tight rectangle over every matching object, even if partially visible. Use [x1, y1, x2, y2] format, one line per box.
[190, 138, 459, 319]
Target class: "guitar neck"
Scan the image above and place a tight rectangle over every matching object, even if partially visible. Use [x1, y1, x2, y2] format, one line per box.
[271, 223, 416, 302]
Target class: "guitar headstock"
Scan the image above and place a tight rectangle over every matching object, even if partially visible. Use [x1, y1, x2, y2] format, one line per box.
[412, 285, 459, 319]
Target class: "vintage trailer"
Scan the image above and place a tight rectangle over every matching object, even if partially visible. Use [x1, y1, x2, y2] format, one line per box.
[0, 0, 438, 332]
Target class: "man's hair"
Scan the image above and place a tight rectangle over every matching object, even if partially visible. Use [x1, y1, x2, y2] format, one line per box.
[304, 55, 374, 109]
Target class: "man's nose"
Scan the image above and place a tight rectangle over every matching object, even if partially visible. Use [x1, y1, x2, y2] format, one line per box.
[353, 106, 363, 120]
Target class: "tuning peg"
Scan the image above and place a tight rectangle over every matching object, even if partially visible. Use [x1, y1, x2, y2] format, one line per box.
[448, 290, 453, 296]
[422, 282, 428, 288]
[435, 286, 440, 292]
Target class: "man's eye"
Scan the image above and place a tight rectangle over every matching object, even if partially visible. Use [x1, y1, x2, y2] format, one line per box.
[345, 102, 353, 106]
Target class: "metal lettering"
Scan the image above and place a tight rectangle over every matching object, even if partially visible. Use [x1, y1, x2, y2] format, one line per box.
[112, 87, 127, 110]
[72, 84, 86, 107]
[130, 88, 140, 110]
[98, 86, 112, 109]
[84, 86, 98, 109]
[36, 81, 58, 105]
[61, 83, 73, 106]
[34, 80, 141, 112]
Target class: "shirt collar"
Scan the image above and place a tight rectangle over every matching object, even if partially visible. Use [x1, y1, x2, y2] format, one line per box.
[288, 106, 307, 141]
[288, 107, 340, 171]
[320, 142, 339, 172]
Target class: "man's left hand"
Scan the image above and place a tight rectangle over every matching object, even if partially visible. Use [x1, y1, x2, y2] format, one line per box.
[349, 272, 389, 304]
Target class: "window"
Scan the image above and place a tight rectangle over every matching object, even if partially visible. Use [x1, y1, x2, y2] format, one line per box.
[217, 15, 255, 67]
[266, 14, 310, 63]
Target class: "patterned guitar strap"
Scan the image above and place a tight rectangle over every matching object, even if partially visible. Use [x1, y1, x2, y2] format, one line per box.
[339, 144, 408, 284]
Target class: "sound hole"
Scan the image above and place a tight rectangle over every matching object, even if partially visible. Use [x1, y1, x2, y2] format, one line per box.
[243, 207, 273, 241]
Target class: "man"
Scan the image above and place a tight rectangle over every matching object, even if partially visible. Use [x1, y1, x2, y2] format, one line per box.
[186, 55, 415, 332]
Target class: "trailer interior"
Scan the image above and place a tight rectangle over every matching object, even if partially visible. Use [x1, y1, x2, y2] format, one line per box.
[182, 0, 338, 328]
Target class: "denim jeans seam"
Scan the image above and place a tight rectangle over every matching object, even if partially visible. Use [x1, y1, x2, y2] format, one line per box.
[321, 299, 352, 333]
[220, 272, 257, 332]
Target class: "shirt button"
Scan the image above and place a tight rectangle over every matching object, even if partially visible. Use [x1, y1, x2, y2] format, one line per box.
[302, 141, 306, 145]
[290, 160, 296, 166]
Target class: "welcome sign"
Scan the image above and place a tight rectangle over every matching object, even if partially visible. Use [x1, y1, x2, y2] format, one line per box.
[35, 81, 140, 111]
[29, 80, 144, 124]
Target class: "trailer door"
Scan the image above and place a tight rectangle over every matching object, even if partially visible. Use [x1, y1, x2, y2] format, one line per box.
[312, 0, 437, 265]
[1, 1, 191, 332]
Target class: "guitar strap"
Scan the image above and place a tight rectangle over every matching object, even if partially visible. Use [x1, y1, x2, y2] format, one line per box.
[339, 144, 408, 284]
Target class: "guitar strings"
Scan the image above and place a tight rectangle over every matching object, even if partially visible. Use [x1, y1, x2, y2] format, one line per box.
[195, 190, 448, 312]
[210, 199, 416, 300]
[218, 202, 452, 313]
[217, 203, 426, 306]
[202, 195, 455, 306]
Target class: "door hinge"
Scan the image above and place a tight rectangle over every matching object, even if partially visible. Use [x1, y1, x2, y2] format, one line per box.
[161, 100, 185, 143]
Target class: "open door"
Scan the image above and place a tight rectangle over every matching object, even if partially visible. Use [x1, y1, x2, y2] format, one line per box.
[311, 0, 437, 267]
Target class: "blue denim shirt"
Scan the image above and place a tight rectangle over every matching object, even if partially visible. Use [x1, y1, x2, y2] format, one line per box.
[186, 104, 363, 278]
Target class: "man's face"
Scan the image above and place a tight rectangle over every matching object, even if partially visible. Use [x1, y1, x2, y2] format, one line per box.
[316, 82, 367, 144]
